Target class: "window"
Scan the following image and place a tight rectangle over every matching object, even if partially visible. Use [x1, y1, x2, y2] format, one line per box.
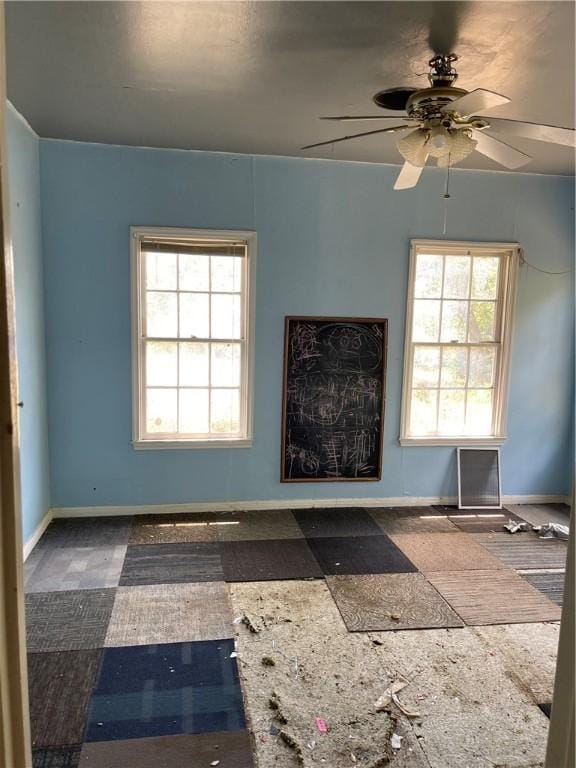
[131, 227, 255, 448]
[400, 240, 519, 445]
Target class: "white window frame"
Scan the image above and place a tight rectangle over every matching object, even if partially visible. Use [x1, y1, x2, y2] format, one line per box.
[131, 226, 256, 450]
[400, 239, 519, 446]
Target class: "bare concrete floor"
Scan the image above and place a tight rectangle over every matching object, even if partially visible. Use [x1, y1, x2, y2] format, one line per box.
[231, 580, 558, 768]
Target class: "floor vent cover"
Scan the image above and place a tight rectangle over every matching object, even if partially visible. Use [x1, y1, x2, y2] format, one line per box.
[457, 448, 501, 509]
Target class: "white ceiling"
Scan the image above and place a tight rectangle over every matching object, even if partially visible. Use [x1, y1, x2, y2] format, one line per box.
[5, 1, 576, 174]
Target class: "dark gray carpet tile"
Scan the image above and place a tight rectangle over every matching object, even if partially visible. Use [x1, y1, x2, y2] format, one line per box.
[129, 513, 220, 544]
[119, 542, 224, 586]
[28, 650, 102, 748]
[26, 589, 115, 652]
[25, 546, 127, 593]
[433, 505, 512, 516]
[37, 517, 133, 549]
[79, 731, 254, 767]
[307, 535, 417, 576]
[220, 538, 323, 581]
[471, 533, 568, 570]
[293, 507, 384, 538]
[33, 746, 82, 768]
[520, 572, 565, 606]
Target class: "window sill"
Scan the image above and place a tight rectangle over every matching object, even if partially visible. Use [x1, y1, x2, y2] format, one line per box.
[399, 436, 506, 447]
[133, 438, 253, 450]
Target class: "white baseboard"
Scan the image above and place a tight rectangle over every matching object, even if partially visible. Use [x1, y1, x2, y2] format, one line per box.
[50, 494, 570, 519]
[23, 509, 54, 560]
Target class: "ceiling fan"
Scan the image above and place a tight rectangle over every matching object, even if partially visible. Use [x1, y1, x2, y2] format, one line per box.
[301, 54, 576, 190]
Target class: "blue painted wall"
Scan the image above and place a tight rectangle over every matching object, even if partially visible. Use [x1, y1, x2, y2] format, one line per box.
[7, 105, 51, 538]
[39, 138, 574, 507]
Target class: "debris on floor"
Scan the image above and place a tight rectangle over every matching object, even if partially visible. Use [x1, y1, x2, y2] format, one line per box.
[504, 520, 530, 534]
[231, 580, 396, 767]
[534, 523, 569, 541]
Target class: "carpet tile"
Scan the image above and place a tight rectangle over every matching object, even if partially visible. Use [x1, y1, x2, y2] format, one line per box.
[26, 589, 116, 652]
[104, 582, 233, 646]
[369, 507, 458, 534]
[306, 535, 417, 576]
[79, 731, 254, 767]
[85, 640, 245, 742]
[471, 533, 568, 570]
[446, 510, 528, 534]
[519, 572, 565, 606]
[33, 746, 82, 768]
[119, 542, 223, 586]
[390, 532, 506, 574]
[215, 509, 305, 541]
[38, 517, 132, 549]
[28, 650, 102, 748]
[327, 573, 463, 631]
[220, 538, 322, 581]
[25, 546, 127, 593]
[129, 513, 220, 544]
[426, 569, 562, 625]
[293, 507, 384, 538]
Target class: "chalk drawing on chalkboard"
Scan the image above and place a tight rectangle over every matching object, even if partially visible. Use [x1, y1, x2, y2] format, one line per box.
[281, 317, 387, 482]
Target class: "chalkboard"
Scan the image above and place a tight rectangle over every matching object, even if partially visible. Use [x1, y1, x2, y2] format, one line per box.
[281, 317, 387, 482]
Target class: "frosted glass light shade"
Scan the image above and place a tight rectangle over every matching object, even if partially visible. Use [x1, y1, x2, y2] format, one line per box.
[397, 129, 428, 166]
[436, 130, 477, 166]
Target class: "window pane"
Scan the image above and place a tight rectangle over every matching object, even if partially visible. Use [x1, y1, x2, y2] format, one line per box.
[472, 257, 499, 300]
[441, 301, 468, 342]
[438, 390, 465, 435]
[413, 346, 440, 387]
[212, 343, 241, 387]
[415, 254, 443, 298]
[211, 294, 241, 339]
[180, 293, 209, 338]
[466, 389, 493, 435]
[145, 252, 177, 290]
[412, 300, 440, 342]
[410, 389, 438, 435]
[443, 256, 470, 299]
[179, 253, 209, 291]
[469, 347, 496, 388]
[146, 342, 177, 386]
[146, 388, 177, 433]
[211, 256, 243, 292]
[179, 342, 209, 386]
[440, 347, 468, 387]
[146, 292, 177, 337]
[179, 389, 209, 434]
[211, 389, 240, 433]
[468, 301, 496, 342]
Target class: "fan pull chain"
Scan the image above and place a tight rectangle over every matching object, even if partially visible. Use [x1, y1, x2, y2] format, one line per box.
[442, 154, 452, 235]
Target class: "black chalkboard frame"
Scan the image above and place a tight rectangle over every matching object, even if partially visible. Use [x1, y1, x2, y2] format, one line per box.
[281, 316, 388, 483]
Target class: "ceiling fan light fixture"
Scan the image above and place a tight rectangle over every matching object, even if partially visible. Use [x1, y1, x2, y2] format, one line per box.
[397, 128, 428, 166]
[435, 129, 478, 166]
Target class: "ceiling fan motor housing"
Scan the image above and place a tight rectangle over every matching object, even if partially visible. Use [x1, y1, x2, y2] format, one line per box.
[406, 87, 469, 123]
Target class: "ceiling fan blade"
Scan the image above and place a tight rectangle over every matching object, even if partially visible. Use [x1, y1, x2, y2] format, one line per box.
[320, 116, 413, 122]
[394, 156, 428, 190]
[471, 129, 532, 169]
[478, 117, 576, 148]
[301, 125, 411, 151]
[442, 88, 510, 117]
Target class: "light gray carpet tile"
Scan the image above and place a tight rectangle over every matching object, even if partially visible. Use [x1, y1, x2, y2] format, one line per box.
[214, 509, 305, 541]
[26, 589, 115, 652]
[104, 582, 233, 646]
[471, 533, 568, 570]
[369, 507, 458, 534]
[25, 546, 127, 593]
[327, 573, 463, 631]
[507, 504, 571, 528]
[129, 513, 220, 544]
